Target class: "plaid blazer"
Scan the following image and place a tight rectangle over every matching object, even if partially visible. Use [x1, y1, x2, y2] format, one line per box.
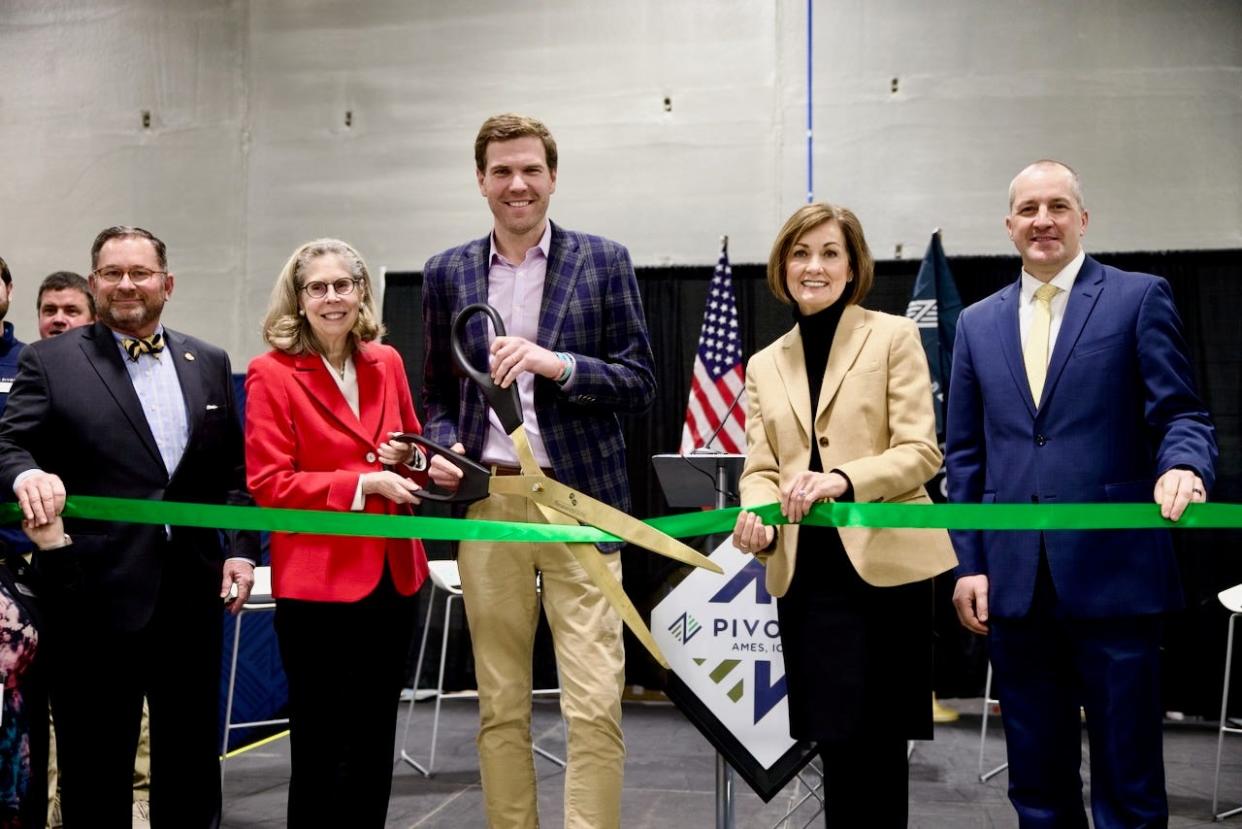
[421, 223, 656, 549]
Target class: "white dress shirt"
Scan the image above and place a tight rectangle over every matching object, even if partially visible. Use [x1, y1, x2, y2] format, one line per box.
[319, 353, 370, 512]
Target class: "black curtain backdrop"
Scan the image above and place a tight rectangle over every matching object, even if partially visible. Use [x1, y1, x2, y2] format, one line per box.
[384, 248, 1242, 716]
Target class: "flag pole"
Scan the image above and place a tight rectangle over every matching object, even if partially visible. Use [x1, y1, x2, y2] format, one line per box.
[680, 238, 746, 456]
[916, 227, 962, 726]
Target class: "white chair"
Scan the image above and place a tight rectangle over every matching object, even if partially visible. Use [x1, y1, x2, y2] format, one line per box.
[1212, 583, 1242, 820]
[398, 559, 564, 777]
[977, 662, 1009, 782]
[221, 566, 287, 782]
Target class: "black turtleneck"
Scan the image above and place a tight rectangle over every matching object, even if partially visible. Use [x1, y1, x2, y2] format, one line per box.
[795, 300, 847, 474]
[794, 300, 855, 506]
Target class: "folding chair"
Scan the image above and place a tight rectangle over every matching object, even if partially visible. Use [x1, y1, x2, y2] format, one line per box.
[398, 559, 564, 776]
[221, 566, 287, 782]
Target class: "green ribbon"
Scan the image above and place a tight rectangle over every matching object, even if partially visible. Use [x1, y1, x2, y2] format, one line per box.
[2, 496, 1239, 544]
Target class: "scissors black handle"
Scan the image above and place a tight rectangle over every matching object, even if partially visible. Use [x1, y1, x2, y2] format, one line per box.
[389, 433, 492, 504]
[452, 303, 523, 434]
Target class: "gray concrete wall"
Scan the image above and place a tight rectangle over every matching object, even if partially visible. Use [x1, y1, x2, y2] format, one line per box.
[2, 0, 1239, 363]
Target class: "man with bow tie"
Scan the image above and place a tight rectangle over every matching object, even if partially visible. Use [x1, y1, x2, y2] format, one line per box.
[0, 225, 258, 828]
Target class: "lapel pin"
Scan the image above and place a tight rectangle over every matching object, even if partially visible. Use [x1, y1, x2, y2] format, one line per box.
[184, 352, 195, 361]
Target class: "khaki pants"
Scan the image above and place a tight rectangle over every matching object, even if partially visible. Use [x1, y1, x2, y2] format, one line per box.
[459, 492, 626, 829]
[133, 698, 150, 797]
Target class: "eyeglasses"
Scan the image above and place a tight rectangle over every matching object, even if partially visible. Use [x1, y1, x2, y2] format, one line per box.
[92, 267, 167, 284]
[300, 278, 360, 299]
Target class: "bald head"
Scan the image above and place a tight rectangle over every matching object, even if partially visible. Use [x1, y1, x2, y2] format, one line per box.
[1008, 159, 1085, 211]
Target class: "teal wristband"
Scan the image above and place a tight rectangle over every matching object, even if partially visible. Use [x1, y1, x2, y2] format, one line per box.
[554, 352, 573, 384]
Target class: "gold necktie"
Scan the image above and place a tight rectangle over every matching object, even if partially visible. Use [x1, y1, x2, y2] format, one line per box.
[1024, 283, 1060, 406]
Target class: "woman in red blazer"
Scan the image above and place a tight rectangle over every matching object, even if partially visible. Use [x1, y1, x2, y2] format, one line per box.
[245, 238, 429, 828]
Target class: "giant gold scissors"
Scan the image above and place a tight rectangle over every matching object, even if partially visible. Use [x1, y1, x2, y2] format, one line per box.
[400, 303, 721, 668]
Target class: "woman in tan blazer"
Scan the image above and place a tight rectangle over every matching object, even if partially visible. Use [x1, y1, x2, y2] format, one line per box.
[732, 203, 956, 827]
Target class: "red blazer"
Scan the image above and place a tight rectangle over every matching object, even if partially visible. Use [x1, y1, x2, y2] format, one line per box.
[245, 342, 429, 602]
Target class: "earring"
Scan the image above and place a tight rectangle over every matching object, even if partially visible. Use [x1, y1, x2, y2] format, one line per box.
[298, 309, 306, 316]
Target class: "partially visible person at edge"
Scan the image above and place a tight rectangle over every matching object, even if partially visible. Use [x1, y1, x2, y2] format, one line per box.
[947, 159, 1217, 828]
[731, 202, 956, 827]
[244, 238, 430, 828]
[0, 259, 54, 829]
[0, 255, 26, 415]
[1, 501, 64, 829]
[422, 113, 656, 829]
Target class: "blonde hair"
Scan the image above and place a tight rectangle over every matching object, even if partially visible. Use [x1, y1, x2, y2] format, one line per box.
[766, 203, 874, 306]
[262, 238, 384, 355]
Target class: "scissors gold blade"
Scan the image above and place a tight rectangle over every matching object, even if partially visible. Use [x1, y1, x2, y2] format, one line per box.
[489, 473, 718, 572]
[398, 303, 723, 668]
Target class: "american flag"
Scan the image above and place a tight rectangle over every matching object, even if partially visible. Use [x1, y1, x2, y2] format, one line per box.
[680, 242, 747, 454]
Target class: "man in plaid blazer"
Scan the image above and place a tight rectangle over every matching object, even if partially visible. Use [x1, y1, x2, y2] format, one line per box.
[421, 113, 655, 829]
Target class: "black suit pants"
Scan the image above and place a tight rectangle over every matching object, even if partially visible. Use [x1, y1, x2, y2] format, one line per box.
[47, 545, 223, 829]
[819, 735, 909, 828]
[274, 566, 417, 829]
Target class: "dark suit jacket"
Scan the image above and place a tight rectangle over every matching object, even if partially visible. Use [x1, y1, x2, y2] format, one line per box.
[0, 321, 257, 631]
[421, 222, 656, 546]
[945, 256, 1217, 618]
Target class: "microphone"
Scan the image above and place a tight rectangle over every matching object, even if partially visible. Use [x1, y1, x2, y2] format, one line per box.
[682, 383, 747, 504]
[690, 383, 746, 455]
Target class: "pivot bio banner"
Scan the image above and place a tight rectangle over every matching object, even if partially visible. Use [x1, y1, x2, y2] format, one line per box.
[652, 538, 815, 799]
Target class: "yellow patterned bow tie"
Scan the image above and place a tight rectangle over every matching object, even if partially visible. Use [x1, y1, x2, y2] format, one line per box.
[121, 331, 165, 361]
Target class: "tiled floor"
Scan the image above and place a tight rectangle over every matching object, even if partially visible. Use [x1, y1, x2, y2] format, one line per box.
[220, 697, 1241, 827]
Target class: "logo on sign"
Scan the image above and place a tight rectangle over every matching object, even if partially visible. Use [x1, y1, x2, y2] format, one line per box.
[697, 558, 786, 723]
[668, 612, 702, 644]
[652, 538, 796, 768]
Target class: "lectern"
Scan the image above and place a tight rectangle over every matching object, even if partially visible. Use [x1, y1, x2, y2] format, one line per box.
[653, 451, 746, 829]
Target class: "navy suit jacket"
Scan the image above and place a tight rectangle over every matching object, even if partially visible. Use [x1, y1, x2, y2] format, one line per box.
[421, 223, 656, 549]
[0, 321, 257, 631]
[945, 256, 1216, 618]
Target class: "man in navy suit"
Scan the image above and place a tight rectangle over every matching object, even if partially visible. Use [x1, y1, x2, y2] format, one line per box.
[0, 226, 257, 828]
[421, 113, 655, 829]
[947, 160, 1216, 827]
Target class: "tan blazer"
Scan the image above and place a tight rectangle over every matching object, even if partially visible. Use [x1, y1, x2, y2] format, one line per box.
[739, 304, 957, 597]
